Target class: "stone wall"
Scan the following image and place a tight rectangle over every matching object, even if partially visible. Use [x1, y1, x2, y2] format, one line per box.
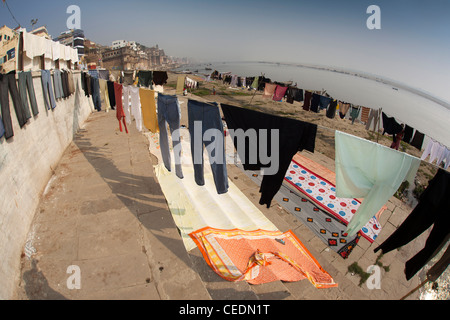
[0, 70, 94, 299]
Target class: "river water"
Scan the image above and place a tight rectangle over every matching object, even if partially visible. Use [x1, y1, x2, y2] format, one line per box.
[178, 61, 450, 149]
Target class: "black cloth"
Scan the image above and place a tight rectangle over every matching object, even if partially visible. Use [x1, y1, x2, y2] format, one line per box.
[374, 169, 450, 280]
[427, 245, 450, 282]
[152, 71, 168, 86]
[326, 100, 338, 119]
[0, 71, 27, 139]
[310, 93, 320, 113]
[410, 130, 425, 150]
[403, 125, 414, 144]
[107, 81, 116, 110]
[286, 87, 304, 104]
[221, 104, 317, 208]
[382, 112, 403, 135]
[138, 70, 153, 87]
[61, 71, 70, 99]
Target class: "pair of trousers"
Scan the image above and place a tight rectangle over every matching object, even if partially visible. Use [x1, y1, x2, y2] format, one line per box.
[158, 93, 183, 179]
[350, 107, 360, 124]
[41, 70, 57, 111]
[188, 99, 228, 195]
[310, 93, 320, 113]
[99, 79, 110, 112]
[221, 104, 317, 207]
[114, 83, 128, 134]
[303, 91, 312, 111]
[1, 72, 27, 139]
[91, 77, 102, 111]
[326, 100, 337, 119]
[374, 169, 450, 280]
[365, 108, 380, 131]
[53, 70, 64, 100]
[107, 81, 116, 109]
[18, 71, 39, 118]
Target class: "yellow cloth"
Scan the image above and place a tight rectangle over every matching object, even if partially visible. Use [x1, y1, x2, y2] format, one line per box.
[139, 88, 159, 133]
[99, 79, 111, 112]
[176, 75, 186, 95]
[147, 129, 278, 251]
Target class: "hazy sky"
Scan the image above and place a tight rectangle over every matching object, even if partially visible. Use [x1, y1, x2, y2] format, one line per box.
[2, 0, 450, 102]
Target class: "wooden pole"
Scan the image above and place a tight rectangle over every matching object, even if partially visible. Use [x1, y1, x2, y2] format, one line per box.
[400, 279, 430, 300]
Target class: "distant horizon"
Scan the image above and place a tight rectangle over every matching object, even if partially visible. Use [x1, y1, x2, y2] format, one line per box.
[181, 60, 450, 108]
[2, 0, 450, 104]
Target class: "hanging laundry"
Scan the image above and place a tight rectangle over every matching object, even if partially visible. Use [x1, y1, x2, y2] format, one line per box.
[319, 96, 331, 111]
[436, 147, 450, 170]
[365, 108, 381, 131]
[410, 130, 425, 150]
[121, 86, 133, 124]
[334, 131, 421, 237]
[139, 88, 159, 133]
[18, 71, 39, 117]
[221, 104, 317, 208]
[403, 125, 414, 144]
[350, 106, 360, 125]
[310, 93, 320, 113]
[90, 77, 102, 112]
[326, 100, 338, 119]
[99, 79, 111, 112]
[188, 100, 228, 194]
[53, 70, 64, 100]
[262, 83, 277, 99]
[113, 82, 128, 134]
[137, 70, 153, 88]
[426, 245, 450, 282]
[98, 69, 110, 81]
[107, 81, 116, 110]
[129, 87, 142, 132]
[153, 71, 168, 86]
[374, 169, 450, 280]
[158, 93, 183, 179]
[41, 70, 58, 112]
[421, 139, 445, 164]
[382, 112, 403, 135]
[360, 107, 370, 124]
[176, 75, 186, 95]
[303, 91, 312, 111]
[339, 102, 350, 119]
[272, 85, 288, 102]
[0, 71, 27, 139]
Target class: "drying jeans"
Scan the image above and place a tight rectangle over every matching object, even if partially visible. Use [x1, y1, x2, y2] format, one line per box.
[374, 169, 450, 280]
[1, 72, 27, 139]
[53, 70, 64, 100]
[188, 99, 228, 195]
[41, 70, 57, 111]
[91, 77, 102, 111]
[18, 71, 39, 118]
[158, 93, 183, 179]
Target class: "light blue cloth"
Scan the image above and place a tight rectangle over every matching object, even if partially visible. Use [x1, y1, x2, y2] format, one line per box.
[335, 131, 421, 236]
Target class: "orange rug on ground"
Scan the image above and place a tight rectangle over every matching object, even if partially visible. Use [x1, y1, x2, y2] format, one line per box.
[189, 227, 338, 288]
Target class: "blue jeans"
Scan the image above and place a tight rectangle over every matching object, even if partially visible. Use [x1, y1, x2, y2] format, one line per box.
[158, 93, 183, 179]
[53, 70, 64, 100]
[41, 70, 57, 110]
[90, 77, 102, 111]
[188, 99, 228, 195]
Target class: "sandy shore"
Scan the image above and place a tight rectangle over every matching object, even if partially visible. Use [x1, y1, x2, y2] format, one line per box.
[164, 72, 438, 195]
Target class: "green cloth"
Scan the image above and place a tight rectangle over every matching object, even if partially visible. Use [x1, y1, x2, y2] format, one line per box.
[335, 131, 421, 236]
[251, 76, 259, 89]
